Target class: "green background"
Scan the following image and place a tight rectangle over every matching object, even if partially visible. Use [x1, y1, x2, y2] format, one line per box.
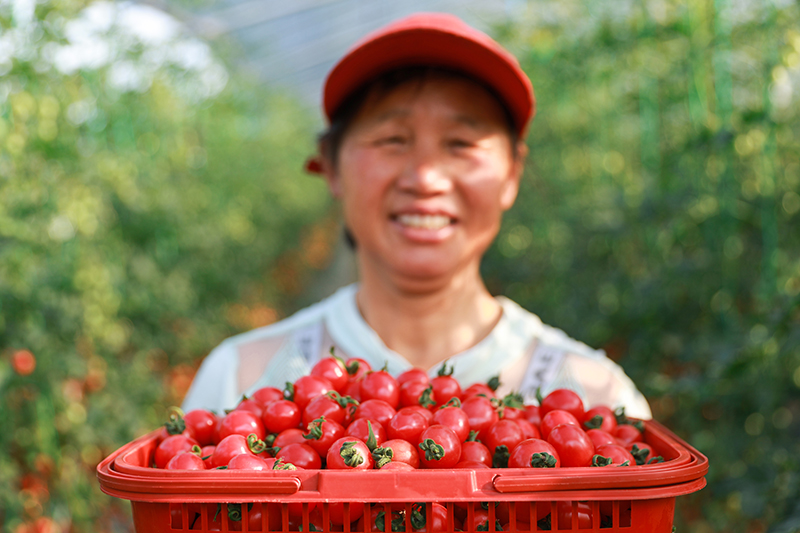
[1, 1, 799, 532]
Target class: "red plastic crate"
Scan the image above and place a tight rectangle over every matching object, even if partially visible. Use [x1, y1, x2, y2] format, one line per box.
[97, 420, 707, 533]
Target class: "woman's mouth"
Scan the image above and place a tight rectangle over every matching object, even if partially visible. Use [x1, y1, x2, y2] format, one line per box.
[395, 213, 453, 230]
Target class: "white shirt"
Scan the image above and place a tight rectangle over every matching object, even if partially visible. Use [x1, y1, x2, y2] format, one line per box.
[182, 284, 651, 419]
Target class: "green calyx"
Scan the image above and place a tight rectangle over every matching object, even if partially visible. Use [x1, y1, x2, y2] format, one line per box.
[477, 520, 503, 531]
[439, 397, 461, 409]
[418, 438, 446, 461]
[418, 385, 436, 409]
[630, 444, 650, 465]
[492, 445, 510, 468]
[486, 375, 501, 391]
[530, 452, 557, 468]
[273, 459, 297, 470]
[583, 415, 604, 430]
[303, 416, 326, 440]
[409, 503, 426, 530]
[339, 441, 365, 468]
[592, 454, 614, 467]
[284, 381, 295, 401]
[246, 433, 267, 454]
[501, 392, 525, 409]
[164, 406, 186, 435]
[365, 421, 378, 451]
[371, 446, 394, 469]
[466, 430, 480, 442]
[437, 361, 454, 377]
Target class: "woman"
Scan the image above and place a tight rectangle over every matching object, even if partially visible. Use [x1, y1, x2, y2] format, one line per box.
[182, 13, 651, 419]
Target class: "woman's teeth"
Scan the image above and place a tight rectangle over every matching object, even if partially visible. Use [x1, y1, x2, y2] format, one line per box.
[396, 214, 451, 230]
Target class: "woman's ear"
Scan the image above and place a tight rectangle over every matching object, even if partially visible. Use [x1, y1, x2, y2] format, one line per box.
[500, 141, 527, 210]
[314, 140, 342, 198]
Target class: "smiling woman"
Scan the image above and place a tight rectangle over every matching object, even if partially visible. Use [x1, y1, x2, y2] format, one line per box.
[182, 13, 651, 419]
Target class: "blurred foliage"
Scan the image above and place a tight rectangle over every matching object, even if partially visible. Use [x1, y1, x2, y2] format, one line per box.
[0, 1, 332, 532]
[483, 1, 800, 532]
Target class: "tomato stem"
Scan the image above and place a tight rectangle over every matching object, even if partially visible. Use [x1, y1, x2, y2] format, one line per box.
[529, 452, 557, 468]
[487, 375, 501, 391]
[418, 385, 436, 409]
[418, 438, 445, 461]
[492, 445, 510, 468]
[339, 441, 365, 467]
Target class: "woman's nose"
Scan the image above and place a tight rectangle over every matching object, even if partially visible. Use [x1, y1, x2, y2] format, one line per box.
[397, 152, 453, 195]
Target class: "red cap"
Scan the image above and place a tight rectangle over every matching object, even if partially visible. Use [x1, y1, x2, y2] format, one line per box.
[322, 12, 535, 138]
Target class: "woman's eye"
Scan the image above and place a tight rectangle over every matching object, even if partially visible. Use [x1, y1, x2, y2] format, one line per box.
[448, 139, 474, 149]
[377, 135, 406, 145]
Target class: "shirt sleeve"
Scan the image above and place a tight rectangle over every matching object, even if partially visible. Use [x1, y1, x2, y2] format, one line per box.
[181, 340, 240, 413]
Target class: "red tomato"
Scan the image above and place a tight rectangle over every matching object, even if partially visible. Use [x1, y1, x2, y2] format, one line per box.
[200, 445, 215, 468]
[399, 380, 436, 409]
[418, 425, 461, 469]
[539, 389, 585, 421]
[453, 460, 490, 469]
[262, 399, 301, 434]
[387, 409, 429, 445]
[460, 439, 492, 467]
[373, 439, 420, 469]
[628, 441, 655, 465]
[593, 444, 635, 467]
[585, 429, 617, 449]
[466, 509, 502, 532]
[546, 424, 595, 467]
[165, 450, 205, 470]
[234, 397, 265, 419]
[508, 438, 560, 468]
[397, 368, 430, 387]
[227, 453, 269, 470]
[353, 399, 396, 427]
[583, 405, 617, 433]
[272, 428, 306, 448]
[346, 418, 387, 449]
[461, 395, 499, 440]
[556, 502, 593, 529]
[328, 501, 365, 525]
[183, 409, 218, 446]
[514, 418, 540, 440]
[360, 369, 400, 408]
[613, 424, 643, 446]
[303, 416, 345, 456]
[155, 434, 199, 469]
[345, 358, 371, 381]
[409, 502, 448, 532]
[275, 443, 321, 470]
[484, 419, 525, 457]
[399, 405, 434, 423]
[523, 404, 541, 426]
[379, 460, 416, 471]
[539, 409, 580, 440]
[430, 363, 461, 407]
[250, 386, 284, 406]
[302, 392, 354, 427]
[210, 434, 256, 468]
[461, 381, 498, 401]
[218, 410, 266, 442]
[291, 375, 333, 411]
[311, 354, 349, 392]
[326, 437, 374, 470]
[357, 504, 403, 533]
[432, 401, 470, 442]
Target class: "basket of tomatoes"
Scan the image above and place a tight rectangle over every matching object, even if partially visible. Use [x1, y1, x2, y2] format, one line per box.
[97, 354, 708, 533]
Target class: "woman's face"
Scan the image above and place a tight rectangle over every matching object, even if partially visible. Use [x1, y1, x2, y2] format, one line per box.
[324, 75, 525, 286]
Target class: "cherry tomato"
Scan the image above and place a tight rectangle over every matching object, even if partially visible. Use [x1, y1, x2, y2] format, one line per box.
[461, 395, 499, 440]
[461, 379, 498, 401]
[397, 368, 430, 387]
[234, 397, 265, 419]
[262, 399, 301, 434]
[593, 444, 635, 466]
[328, 501, 365, 526]
[613, 424, 642, 446]
[303, 416, 346, 456]
[360, 369, 400, 408]
[508, 438, 560, 469]
[290, 375, 333, 411]
[484, 419, 525, 456]
[311, 354, 349, 392]
[251, 386, 284, 407]
[539, 389, 585, 421]
[373, 439, 420, 469]
[218, 410, 266, 442]
[585, 429, 617, 449]
[430, 362, 461, 408]
[378, 460, 415, 471]
[556, 502, 593, 529]
[432, 400, 470, 442]
[155, 434, 199, 469]
[211, 434, 258, 468]
[523, 404, 541, 426]
[227, 453, 269, 470]
[387, 409, 429, 445]
[165, 450, 206, 470]
[409, 502, 448, 532]
[353, 399, 396, 427]
[346, 418, 387, 448]
[466, 509, 502, 532]
[514, 418, 540, 440]
[357, 504, 403, 533]
[200, 445, 216, 468]
[399, 380, 437, 409]
[302, 392, 355, 427]
[539, 409, 580, 440]
[183, 409, 218, 446]
[460, 439, 492, 468]
[583, 405, 617, 433]
[326, 437, 374, 470]
[453, 460, 490, 469]
[546, 424, 595, 468]
[418, 425, 461, 469]
[628, 441, 655, 465]
[345, 358, 371, 381]
[275, 442, 321, 470]
[272, 428, 307, 448]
